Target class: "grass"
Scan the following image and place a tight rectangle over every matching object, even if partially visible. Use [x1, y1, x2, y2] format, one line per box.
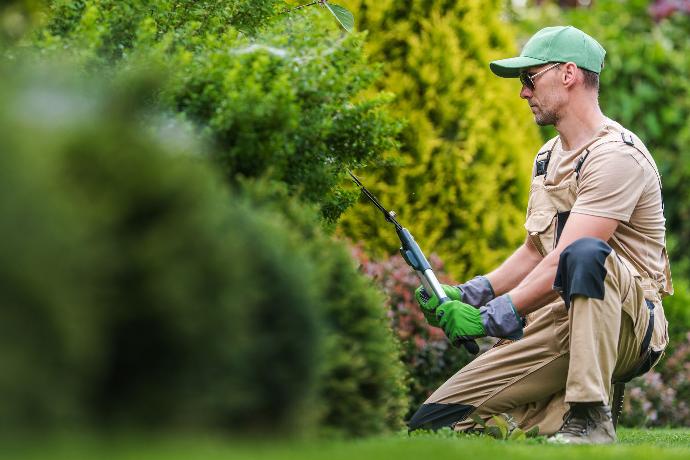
[4, 428, 689, 460]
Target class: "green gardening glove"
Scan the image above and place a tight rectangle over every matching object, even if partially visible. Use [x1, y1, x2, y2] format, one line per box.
[414, 284, 461, 327]
[436, 300, 486, 343]
[436, 294, 525, 346]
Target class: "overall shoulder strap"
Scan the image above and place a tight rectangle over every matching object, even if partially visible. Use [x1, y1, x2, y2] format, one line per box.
[534, 137, 559, 177]
[575, 131, 662, 189]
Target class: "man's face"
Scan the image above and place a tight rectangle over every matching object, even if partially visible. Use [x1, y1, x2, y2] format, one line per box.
[519, 63, 564, 127]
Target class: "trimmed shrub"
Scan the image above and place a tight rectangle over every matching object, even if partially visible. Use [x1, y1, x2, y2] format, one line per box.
[0, 58, 408, 436]
[338, 0, 541, 281]
[237, 181, 409, 436]
[37, 0, 401, 223]
[0, 64, 322, 434]
[22, 0, 411, 435]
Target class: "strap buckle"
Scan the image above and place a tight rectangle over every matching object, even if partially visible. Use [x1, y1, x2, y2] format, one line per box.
[621, 132, 635, 146]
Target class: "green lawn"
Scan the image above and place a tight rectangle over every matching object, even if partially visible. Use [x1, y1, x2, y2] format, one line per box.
[6, 428, 690, 460]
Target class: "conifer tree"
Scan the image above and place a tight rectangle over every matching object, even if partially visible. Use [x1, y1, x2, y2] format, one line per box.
[339, 0, 542, 280]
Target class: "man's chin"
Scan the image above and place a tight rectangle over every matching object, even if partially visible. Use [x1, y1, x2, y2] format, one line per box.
[534, 114, 557, 127]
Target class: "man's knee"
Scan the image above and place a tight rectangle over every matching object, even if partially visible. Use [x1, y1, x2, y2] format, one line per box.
[407, 402, 475, 431]
[553, 238, 612, 309]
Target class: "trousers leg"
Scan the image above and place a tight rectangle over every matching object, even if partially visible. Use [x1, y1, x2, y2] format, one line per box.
[408, 298, 570, 433]
[408, 238, 658, 434]
[554, 238, 649, 404]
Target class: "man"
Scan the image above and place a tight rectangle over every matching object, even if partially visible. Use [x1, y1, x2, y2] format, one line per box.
[408, 26, 672, 444]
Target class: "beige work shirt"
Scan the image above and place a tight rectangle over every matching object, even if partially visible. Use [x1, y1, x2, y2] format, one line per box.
[532, 118, 670, 293]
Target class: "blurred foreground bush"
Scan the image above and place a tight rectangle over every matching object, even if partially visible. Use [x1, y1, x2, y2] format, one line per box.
[0, 63, 407, 436]
[236, 182, 408, 436]
[38, 0, 401, 223]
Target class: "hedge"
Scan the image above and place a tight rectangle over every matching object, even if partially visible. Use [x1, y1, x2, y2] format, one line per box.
[0, 59, 408, 436]
[38, 0, 401, 223]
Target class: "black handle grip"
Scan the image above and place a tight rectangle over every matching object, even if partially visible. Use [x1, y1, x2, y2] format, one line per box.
[456, 338, 479, 354]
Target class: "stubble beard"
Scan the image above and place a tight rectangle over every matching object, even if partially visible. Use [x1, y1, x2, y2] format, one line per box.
[534, 108, 560, 126]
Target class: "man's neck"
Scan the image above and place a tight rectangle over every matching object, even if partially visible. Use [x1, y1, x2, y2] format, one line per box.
[555, 100, 606, 151]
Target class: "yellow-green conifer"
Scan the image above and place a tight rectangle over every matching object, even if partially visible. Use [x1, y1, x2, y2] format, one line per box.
[340, 0, 542, 280]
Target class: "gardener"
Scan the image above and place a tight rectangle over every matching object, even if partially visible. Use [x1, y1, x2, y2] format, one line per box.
[408, 26, 672, 444]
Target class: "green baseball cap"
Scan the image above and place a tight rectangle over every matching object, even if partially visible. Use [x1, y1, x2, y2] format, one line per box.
[490, 26, 606, 78]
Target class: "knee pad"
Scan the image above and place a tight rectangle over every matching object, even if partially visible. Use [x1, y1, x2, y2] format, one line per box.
[553, 237, 612, 309]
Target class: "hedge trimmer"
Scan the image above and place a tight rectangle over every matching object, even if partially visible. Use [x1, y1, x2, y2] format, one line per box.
[349, 171, 479, 354]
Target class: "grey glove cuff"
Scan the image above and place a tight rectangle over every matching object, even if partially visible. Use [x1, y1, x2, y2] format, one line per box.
[479, 294, 524, 340]
[457, 275, 495, 308]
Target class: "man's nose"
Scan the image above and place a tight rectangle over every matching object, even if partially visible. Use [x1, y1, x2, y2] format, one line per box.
[520, 85, 532, 99]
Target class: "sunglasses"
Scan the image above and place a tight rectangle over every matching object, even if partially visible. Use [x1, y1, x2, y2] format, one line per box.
[519, 63, 561, 90]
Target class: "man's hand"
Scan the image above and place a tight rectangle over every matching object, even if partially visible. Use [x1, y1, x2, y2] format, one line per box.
[415, 284, 461, 327]
[436, 295, 524, 345]
[415, 275, 496, 327]
[436, 300, 486, 343]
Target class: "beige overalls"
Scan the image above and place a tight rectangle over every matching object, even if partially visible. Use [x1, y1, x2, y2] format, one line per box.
[408, 130, 671, 434]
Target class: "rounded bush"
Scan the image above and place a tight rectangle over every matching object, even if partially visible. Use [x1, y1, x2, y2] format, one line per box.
[0, 68, 322, 434]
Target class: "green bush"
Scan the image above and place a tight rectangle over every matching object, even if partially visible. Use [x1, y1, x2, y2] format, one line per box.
[0, 65, 324, 434]
[237, 181, 409, 436]
[37, 0, 401, 223]
[338, 0, 541, 281]
[0, 58, 409, 436]
[19, 0, 411, 436]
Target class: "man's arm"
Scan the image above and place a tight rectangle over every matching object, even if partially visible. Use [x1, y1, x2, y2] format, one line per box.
[509, 212, 619, 316]
[485, 237, 543, 296]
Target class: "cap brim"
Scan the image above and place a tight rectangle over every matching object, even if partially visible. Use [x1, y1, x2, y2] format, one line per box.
[489, 56, 549, 78]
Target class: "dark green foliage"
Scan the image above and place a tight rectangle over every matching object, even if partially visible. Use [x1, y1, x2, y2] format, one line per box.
[237, 181, 409, 436]
[0, 59, 408, 436]
[16, 0, 410, 436]
[38, 0, 401, 223]
[0, 103, 100, 428]
[316, 247, 408, 435]
[0, 66, 323, 434]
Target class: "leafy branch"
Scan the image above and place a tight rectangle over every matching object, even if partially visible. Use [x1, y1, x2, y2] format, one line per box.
[282, 0, 355, 33]
[470, 414, 541, 441]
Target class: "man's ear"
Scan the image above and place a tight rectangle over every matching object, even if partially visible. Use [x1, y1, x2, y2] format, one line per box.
[562, 62, 578, 89]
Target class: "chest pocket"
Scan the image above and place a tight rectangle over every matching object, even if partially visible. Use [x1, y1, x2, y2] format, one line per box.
[525, 138, 578, 257]
[525, 210, 556, 256]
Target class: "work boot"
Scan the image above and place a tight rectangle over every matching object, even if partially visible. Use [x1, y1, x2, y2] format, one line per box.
[549, 403, 617, 444]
